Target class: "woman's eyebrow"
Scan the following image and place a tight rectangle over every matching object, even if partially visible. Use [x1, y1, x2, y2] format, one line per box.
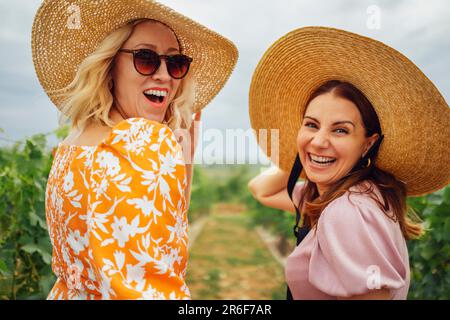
[304, 116, 318, 122]
[304, 116, 355, 128]
[333, 120, 355, 128]
[133, 43, 180, 54]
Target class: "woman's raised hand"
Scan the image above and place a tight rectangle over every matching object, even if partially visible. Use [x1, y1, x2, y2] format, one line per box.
[189, 111, 202, 163]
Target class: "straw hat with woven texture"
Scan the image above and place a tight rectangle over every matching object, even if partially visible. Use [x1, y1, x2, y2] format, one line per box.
[249, 26, 449, 196]
[32, 0, 238, 113]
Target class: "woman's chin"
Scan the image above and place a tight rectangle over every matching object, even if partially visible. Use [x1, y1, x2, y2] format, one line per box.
[137, 108, 166, 123]
[304, 170, 333, 186]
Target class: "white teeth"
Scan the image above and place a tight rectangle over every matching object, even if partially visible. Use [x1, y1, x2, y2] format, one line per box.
[309, 153, 336, 163]
[144, 89, 167, 97]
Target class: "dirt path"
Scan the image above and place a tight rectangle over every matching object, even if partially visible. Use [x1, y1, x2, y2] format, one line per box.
[186, 207, 286, 300]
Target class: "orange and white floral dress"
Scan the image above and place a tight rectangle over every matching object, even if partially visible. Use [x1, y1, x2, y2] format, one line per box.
[45, 118, 190, 300]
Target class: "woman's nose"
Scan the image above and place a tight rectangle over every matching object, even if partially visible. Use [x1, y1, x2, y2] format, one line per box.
[151, 59, 171, 82]
[310, 130, 330, 149]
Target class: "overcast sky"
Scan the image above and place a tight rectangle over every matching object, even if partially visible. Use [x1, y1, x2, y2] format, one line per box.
[0, 0, 448, 163]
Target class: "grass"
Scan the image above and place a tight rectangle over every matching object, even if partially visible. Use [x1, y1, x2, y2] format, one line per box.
[186, 212, 286, 300]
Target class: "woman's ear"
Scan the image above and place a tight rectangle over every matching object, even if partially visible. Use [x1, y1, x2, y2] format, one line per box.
[363, 133, 380, 157]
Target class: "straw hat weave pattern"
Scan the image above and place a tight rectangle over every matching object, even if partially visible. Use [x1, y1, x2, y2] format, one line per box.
[249, 27, 449, 196]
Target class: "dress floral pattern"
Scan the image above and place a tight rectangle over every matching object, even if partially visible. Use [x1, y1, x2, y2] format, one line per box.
[45, 118, 190, 300]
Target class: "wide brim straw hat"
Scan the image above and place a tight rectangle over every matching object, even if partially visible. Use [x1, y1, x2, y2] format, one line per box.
[32, 0, 238, 113]
[249, 26, 450, 196]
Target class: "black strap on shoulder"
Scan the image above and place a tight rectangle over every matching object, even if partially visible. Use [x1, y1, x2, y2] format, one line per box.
[287, 155, 310, 246]
[286, 154, 310, 300]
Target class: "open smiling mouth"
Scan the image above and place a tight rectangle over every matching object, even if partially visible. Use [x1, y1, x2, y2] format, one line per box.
[308, 153, 337, 167]
[143, 89, 167, 106]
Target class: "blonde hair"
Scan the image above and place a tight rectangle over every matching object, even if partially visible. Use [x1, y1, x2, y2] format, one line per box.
[55, 19, 196, 132]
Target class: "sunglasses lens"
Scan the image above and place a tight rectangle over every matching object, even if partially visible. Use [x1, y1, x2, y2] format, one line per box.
[167, 55, 191, 79]
[134, 50, 159, 75]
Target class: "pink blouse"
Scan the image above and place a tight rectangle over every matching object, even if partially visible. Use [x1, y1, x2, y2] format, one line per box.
[285, 181, 410, 300]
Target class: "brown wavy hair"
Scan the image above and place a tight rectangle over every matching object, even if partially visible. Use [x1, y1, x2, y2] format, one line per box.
[298, 80, 423, 240]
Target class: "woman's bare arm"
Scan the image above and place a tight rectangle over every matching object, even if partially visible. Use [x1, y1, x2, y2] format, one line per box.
[185, 163, 194, 208]
[184, 112, 201, 208]
[247, 166, 296, 213]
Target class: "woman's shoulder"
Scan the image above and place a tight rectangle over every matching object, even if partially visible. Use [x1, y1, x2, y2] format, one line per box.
[88, 117, 186, 197]
[321, 181, 395, 229]
[109, 117, 170, 132]
[61, 117, 176, 148]
[103, 118, 178, 151]
[107, 117, 173, 140]
[61, 121, 112, 147]
[329, 179, 382, 205]
[310, 180, 409, 298]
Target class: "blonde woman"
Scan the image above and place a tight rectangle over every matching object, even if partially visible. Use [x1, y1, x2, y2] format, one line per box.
[32, 0, 237, 299]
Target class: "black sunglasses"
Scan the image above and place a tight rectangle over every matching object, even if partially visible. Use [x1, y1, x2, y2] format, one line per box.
[119, 48, 193, 79]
